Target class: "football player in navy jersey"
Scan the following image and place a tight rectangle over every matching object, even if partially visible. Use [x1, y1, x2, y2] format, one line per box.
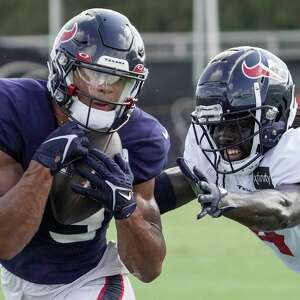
[155, 46, 300, 274]
[0, 9, 169, 300]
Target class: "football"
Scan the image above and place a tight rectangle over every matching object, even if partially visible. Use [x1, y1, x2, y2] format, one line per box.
[50, 131, 122, 225]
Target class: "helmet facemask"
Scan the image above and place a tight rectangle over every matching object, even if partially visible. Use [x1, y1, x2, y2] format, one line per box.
[48, 50, 147, 133]
[192, 82, 287, 175]
[68, 66, 137, 132]
[211, 114, 255, 161]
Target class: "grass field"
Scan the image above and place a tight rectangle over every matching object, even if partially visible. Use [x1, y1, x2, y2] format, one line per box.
[0, 201, 299, 299]
[129, 202, 300, 300]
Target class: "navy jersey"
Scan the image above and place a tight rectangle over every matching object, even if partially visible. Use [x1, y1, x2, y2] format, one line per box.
[0, 78, 170, 284]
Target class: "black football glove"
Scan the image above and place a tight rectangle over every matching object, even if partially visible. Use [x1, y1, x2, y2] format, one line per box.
[71, 149, 137, 220]
[177, 157, 206, 196]
[32, 122, 89, 174]
[177, 157, 231, 219]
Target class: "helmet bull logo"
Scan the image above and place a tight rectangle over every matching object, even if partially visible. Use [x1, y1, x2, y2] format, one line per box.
[59, 23, 78, 44]
[242, 53, 285, 82]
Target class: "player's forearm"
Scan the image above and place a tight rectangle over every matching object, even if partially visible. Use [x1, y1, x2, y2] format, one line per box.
[115, 207, 166, 283]
[221, 189, 293, 231]
[0, 161, 52, 259]
[154, 167, 195, 214]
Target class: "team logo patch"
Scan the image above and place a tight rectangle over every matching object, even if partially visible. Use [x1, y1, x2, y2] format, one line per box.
[59, 23, 78, 44]
[242, 53, 286, 82]
[253, 167, 274, 189]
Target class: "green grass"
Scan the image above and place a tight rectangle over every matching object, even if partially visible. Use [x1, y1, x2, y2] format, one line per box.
[127, 202, 300, 300]
[1, 202, 299, 299]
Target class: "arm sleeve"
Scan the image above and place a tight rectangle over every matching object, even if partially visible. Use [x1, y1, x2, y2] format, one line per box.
[154, 171, 177, 214]
[130, 130, 170, 184]
[0, 95, 23, 163]
[155, 126, 198, 214]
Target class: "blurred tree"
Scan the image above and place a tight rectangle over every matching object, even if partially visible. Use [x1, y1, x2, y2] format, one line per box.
[63, 0, 193, 32]
[0, 0, 299, 35]
[0, 1, 48, 35]
[219, 0, 300, 30]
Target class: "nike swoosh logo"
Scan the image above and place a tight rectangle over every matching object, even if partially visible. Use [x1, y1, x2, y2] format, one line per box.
[162, 128, 169, 140]
[119, 190, 133, 201]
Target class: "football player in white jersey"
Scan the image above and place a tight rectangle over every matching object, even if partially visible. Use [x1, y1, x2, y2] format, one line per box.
[154, 46, 300, 273]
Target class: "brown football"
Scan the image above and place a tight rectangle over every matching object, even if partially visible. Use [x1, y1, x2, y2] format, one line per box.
[50, 131, 122, 225]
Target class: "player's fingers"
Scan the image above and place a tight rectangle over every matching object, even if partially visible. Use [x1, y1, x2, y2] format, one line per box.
[80, 136, 90, 146]
[90, 149, 121, 174]
[76, 142, 89, 156]
[74, 166, 100, 184]
[208, 208, 222, 218]
[199, 181, 212, 193]
[71, 184, 90, 197]
[84, 154, 110, 177]
[71, 184, 104, 204]
[198, 194, 213, 204]
[197, 207, 208, 219]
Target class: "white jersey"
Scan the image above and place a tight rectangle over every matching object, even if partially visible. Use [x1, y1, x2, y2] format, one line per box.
[184, 125, 300, 273]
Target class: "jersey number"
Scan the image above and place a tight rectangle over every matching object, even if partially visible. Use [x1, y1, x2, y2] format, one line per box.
[49, 210, 106, 244]
[252, 230, 294, 256]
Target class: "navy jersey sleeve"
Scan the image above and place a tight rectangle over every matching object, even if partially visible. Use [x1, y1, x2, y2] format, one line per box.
[128, 130, 170, 184]
[119, 108, 170, 184]
[0, 79, 57, 168]
[0, 90, 23, 162]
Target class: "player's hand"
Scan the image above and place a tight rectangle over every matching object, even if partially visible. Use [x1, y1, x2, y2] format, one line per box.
[177, 157, 209, 218]
[177, 157, 230, 219]
[197, 177, 228, 218]
[32, 122, 89, 174]
[71, 149, 137, 220]
[176, 157, 206, 196]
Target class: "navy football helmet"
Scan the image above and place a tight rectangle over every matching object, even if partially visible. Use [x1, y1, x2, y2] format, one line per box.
[192, 46, 297, 174]
[48, 8, 148, 132]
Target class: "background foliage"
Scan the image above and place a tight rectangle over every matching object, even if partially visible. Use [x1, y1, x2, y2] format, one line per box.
[0, 0, 300, 35]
